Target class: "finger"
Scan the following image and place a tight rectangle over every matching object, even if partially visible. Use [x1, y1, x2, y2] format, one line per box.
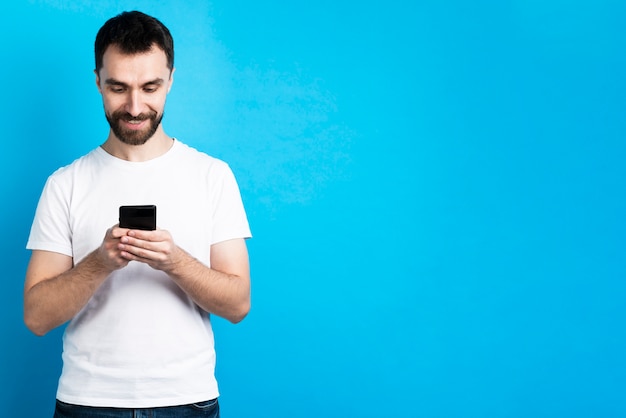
[127, 229, 171, 242]
[118, 240, 162, 261]
[119, 235, 161, 253]
[111, 225, 131, 238]
[127, 229, 155, 240]
[119, 245, 151, 261]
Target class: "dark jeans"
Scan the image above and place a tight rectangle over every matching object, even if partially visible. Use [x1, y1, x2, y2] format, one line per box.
[53, 399, 220, 418]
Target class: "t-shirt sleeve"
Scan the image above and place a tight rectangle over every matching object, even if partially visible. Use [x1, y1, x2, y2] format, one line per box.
[26, 175, 73, 257]
[210, 163, 252, 245]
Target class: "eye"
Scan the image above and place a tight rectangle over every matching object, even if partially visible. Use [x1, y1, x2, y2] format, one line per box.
[144, 85, 159, 93]
[109, 86, 125, 93]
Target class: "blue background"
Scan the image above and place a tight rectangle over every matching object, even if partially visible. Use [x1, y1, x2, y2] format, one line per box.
[2, 1, 625, 417]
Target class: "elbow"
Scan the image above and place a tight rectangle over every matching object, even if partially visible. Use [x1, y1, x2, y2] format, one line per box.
[227, 299, 250, 324]
[24, 302, 54, 337]
[24, 313, 50, 337]
[24, 289, 52, 336]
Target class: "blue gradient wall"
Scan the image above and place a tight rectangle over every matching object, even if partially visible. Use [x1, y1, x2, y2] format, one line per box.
[2, 1, 625, 417]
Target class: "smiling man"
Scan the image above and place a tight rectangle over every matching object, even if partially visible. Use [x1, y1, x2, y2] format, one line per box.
[24, 11, 251, 418]
[99, 45, 169, 148]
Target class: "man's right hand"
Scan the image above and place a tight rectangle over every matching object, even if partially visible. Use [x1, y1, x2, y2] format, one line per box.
[24, 224, 128, 336]
[98, 224, 134, 271]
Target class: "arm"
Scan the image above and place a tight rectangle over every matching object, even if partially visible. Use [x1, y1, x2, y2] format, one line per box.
[24, 226, 131, 336]
[118, 230, 250, 323]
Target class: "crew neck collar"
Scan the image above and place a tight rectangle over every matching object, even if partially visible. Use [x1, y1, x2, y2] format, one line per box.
[96, 138, 180, 167]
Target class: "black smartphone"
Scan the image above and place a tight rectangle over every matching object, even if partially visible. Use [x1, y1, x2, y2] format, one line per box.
[119, 205, 157, 230]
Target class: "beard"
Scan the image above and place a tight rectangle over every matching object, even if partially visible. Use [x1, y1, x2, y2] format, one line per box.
[105, 109, 163, 146]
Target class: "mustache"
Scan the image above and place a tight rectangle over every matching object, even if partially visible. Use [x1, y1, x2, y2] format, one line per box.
[111, 110, 156, 122]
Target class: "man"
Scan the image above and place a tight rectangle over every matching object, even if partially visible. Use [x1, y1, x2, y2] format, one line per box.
[24, 11, 251, 417]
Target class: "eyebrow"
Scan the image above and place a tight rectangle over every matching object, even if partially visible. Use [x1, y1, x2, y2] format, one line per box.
[104, 78, 165, 88]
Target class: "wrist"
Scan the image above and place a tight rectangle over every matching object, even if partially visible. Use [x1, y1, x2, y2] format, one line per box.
[164, 246, 195, 279]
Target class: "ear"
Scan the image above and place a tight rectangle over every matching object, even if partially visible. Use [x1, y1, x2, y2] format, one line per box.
[94, 69, 102, 93]
[167, 67, 176, 93]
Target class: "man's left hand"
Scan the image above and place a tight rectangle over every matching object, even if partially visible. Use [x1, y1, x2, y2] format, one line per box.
[118, 229, 182, 273]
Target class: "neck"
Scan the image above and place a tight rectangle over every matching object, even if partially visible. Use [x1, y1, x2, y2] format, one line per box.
[101, 128, 174, 162]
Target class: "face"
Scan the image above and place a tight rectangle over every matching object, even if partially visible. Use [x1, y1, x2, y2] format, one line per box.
[96, 44, 174, 145]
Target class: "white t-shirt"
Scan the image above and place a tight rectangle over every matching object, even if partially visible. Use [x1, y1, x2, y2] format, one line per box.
[27, 139, 251, 408]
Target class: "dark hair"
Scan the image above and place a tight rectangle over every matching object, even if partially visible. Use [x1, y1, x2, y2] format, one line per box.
[94, 11, 174, 74]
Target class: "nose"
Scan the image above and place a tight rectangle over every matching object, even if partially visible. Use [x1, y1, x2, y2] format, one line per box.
[124, 90, 143, 117]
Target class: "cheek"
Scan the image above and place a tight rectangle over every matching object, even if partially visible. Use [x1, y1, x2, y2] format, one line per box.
[144, 96, 167, 113]
[101, 96, 124, 113]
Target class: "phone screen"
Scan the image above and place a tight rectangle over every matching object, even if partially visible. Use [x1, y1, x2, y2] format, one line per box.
[119, 205, 157, 230]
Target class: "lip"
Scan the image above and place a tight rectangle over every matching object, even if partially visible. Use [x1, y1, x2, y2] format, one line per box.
[122, 119, 148, 130]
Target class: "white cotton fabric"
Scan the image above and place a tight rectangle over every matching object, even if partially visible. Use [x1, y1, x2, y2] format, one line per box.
[27, 139, 251, 408]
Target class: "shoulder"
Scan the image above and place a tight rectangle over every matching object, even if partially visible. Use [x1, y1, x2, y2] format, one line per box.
[45, 148, 103, 184]
[172, 140, 233, 174]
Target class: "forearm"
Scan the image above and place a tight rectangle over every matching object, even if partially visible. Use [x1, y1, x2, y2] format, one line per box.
[116, 230, 251, 323]
[24, 250, 113, 336]
[167, 247, 250, 323]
